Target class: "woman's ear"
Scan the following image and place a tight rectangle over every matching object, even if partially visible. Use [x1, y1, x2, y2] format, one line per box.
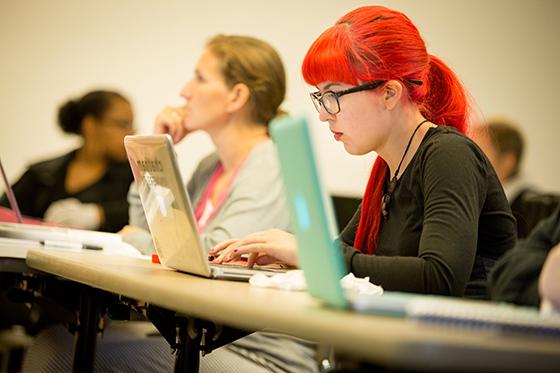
[226, 83, 251, 114]
[80, 115, 97, 137]
[383, 80, 403, 110]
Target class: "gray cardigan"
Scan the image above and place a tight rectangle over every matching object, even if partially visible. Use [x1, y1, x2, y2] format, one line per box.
[125, 139, 290, 254]
[125, 140, 316, 371]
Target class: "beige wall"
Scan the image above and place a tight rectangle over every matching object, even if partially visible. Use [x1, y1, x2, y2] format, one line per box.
[1, 0, 559, 198]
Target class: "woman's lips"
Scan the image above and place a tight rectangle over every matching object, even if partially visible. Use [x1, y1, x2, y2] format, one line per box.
[333, 131, 343, 141]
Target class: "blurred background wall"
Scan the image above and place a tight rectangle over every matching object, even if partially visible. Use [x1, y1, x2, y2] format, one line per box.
[1, 0, 559, 198]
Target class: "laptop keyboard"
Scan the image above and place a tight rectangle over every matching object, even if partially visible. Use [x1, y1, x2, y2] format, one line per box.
[209, 262, 287, 273]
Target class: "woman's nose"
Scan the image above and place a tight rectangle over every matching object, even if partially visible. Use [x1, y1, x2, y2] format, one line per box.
[180, 80, 193, 99]
[318, 106, 334, 122]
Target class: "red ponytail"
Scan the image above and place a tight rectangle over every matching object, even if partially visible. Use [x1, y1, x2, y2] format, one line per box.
[354, 158, 387, 254]
[421, 55, 470, 134]
[302, 6, 471, 254]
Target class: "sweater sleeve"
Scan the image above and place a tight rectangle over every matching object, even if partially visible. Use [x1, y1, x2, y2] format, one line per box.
[340, 138, 488, 295]
[127, 182, 148, 230]
[489, 207, 560, 306]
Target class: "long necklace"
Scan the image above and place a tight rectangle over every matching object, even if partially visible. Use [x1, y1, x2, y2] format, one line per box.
[381, 119, 430, 220]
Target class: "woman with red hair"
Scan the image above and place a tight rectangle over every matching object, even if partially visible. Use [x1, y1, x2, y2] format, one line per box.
[214, 6, 516, 298]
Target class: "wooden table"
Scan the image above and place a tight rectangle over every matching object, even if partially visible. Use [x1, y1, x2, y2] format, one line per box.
[24, 248, 560, 372]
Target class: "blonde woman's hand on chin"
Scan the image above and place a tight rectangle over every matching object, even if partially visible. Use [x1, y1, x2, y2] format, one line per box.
[209, 229, 298, 268]
[154, 106, 189, 144]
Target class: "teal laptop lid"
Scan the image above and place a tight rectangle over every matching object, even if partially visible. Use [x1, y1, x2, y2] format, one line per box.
[270, 116, 349, 309]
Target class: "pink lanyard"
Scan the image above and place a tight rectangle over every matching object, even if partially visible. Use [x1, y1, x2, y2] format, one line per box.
[194, 162, 242, 231]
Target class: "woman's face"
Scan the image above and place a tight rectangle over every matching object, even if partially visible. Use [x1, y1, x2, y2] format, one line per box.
[94, 98, 134, 162]
[315, 81, 391, 155]
[179, 49, 232, 132]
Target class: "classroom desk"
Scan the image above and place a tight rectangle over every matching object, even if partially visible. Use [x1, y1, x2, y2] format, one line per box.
[23, 248, 560, 372]
[0, 244, 46, 372]
[0, 242, 33, 272]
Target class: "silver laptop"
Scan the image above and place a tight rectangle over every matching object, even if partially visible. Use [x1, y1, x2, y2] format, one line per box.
[123, 134, 287, 281]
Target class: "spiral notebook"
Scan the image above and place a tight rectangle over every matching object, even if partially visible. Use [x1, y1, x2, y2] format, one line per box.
[270, 115, 560, 338]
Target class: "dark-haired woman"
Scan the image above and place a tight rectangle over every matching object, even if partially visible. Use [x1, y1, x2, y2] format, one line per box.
[213, 6, 517, 299]
[0, 90, 134, 232]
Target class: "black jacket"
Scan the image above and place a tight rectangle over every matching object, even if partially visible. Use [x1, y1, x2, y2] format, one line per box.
[510, 188, 560, 239]
[0, 150, 133, 232]
[489, 206, 560, 307]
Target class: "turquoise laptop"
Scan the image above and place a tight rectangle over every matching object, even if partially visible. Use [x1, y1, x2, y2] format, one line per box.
[271, 116, 417, 315]
[270, 116, 349, 308]
[271, 116, 422, 315]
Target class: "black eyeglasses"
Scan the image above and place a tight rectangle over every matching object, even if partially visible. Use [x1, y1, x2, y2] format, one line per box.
[310, 79, 423, 115]
[310, 80, 387, 115]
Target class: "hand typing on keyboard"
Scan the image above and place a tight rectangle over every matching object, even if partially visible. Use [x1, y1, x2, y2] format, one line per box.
[209, 229, 298, 268]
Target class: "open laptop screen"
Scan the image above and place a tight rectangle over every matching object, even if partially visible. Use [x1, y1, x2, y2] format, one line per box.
[0, 157, 23, 223]
[124, 134, 212, 277]
[270, 116, 349, 308]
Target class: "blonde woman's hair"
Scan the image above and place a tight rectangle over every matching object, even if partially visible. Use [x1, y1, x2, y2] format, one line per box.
[206, 34, 286, 126]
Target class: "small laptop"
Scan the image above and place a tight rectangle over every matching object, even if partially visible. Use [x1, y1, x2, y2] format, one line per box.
[123, 134, 287, 281]
[270, 116, 560, 336]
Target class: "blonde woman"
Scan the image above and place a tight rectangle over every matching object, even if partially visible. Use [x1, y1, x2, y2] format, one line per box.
[125, 34, 316, 373]
[24, 35, 318, 373]
[125, 34, 290, 255]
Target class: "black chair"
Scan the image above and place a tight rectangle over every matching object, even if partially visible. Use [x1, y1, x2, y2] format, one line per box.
[331, 195, 361, 231]
[511, 189, 560, 239]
